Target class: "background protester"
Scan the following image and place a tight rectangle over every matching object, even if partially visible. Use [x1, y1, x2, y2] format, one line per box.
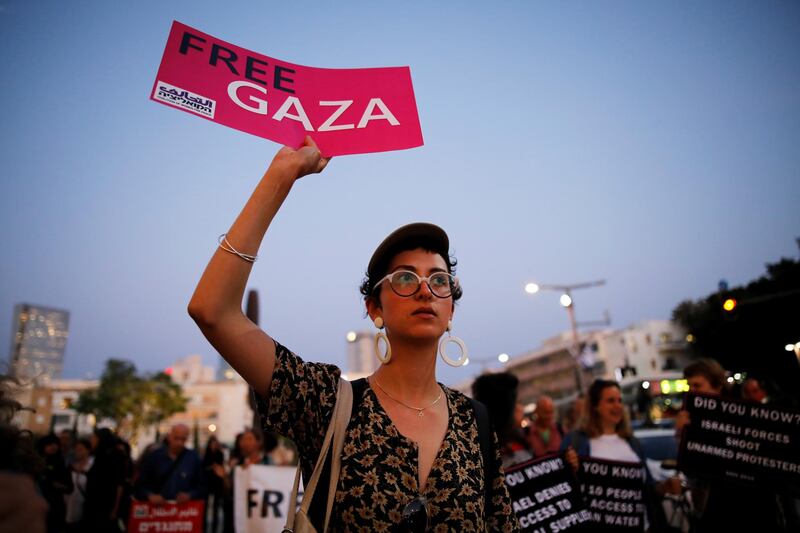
[558, 394, 586, 436]
[114, 436, 134, 529]
[0, 375, 47, 533]
[266, 433, 296, 466]
[65, 438, 93, 532]
[676, 359, 792, 531]
[233, 428, 271, 469]
[203, 435, 226, 533]
[527, 394, 563, 457]
[134, 423, 206, 505]
[221, 429, 271, 533]
[561, 379, 665, 531]
[83, 427, 127, 532]
[472, 372, 533, 467]
[37, 433, 73, 533]
[58, 429, 74, 468]
[741, 377, 768, 404]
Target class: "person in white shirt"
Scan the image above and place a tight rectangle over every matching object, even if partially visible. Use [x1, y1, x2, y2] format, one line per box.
[561, 379, 664, 530]
[65, 438, 93, 532]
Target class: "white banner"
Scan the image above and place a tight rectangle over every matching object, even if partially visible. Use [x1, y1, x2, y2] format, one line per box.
[233, 464, 302, 533]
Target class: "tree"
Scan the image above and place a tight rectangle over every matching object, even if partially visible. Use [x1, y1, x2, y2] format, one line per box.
[74, 359, 187, 444]
[672, 245, 800, 403]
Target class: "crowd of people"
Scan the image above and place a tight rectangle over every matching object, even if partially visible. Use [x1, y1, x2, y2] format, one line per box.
[2, 360, 796, 532]
[472, 358, 798, 532]
[0, 407, 292, 533]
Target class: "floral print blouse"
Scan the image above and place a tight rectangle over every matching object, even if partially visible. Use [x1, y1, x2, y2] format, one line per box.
[255, 341, 520, 532]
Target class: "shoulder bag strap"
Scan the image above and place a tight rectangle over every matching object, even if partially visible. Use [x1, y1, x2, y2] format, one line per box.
[306, 377, 368, 527]
[321, 378, 353, 531]
[468, 397, 494, 523]
[283, 377, 353, 532]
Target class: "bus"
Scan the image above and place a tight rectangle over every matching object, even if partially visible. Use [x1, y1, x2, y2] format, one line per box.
[619, 372, 690, 428]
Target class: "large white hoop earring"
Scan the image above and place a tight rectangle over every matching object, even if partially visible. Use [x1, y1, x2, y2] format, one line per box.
[373, 317, 392, 364]
[439, 321, 468, 367]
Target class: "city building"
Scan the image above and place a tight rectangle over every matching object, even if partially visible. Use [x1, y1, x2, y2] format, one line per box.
[7, 303, 70, 385]
[345, 330, 379, 380]
[505, 330, 605, 408]
[494, 319, 691, 408]
[599, 320, 693, 381]
[11, 378, 100, 436]
[158, 354, 252, 449]
[168, 354, 216, 384]
[12, 354, 253, 455]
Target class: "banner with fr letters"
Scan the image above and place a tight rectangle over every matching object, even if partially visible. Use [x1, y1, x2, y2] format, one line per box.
[233, 464, 300, 533]
[678, 393, 800, 493]
[504, 454, 592, 533]
[151, 21, 424, 157]
[576, 458, 646, 532]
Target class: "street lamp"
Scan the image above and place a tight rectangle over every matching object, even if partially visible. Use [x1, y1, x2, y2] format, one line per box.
[524, 279, 607, 393]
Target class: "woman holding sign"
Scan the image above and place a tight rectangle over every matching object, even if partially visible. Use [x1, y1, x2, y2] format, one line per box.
[561, 379, 664, 531]
[188, 138, 518, 532]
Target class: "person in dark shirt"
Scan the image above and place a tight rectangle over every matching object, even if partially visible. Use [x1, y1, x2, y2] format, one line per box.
[83, 428, 127, 532]
[134, 423, 206, 504]
[37, 433, 74, 533]
[472, 372, 533, 467]
[203, 435, 225, 533]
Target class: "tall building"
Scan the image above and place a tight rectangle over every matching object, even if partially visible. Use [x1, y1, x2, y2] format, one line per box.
[8, 303, 70, 385]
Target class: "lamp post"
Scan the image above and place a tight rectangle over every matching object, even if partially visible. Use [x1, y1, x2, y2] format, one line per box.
[524, 280, 606, 394]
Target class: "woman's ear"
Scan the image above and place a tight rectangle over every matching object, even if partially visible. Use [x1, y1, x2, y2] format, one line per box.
[366, 296, 382, 322]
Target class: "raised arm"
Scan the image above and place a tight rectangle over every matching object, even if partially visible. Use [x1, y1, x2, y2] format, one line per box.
[188, 137, 330, 396]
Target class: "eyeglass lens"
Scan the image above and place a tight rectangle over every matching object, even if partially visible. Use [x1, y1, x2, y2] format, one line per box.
[390, 271, 453, 297]
[400, 496, 429, 533]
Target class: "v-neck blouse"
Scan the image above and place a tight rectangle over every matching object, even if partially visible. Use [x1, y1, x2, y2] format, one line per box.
[255, 341, 519, 532]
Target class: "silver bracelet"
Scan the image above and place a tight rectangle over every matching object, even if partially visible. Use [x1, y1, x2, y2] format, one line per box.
[218, 234, 258, 263]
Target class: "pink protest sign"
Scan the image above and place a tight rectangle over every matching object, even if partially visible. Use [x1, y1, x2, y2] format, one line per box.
[151, 21, 424, 157]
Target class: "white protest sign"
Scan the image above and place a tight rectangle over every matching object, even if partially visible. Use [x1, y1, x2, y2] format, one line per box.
[233, 464, 301, 533]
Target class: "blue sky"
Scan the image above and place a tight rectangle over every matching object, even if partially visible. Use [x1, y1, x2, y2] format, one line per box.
[1, 1, 798, 386]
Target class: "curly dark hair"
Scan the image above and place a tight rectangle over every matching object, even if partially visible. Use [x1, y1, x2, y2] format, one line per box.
[359, 239, 463, 306]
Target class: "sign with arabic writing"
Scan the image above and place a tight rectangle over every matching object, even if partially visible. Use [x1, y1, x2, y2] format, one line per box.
[151, 21, 424, 157]
[128, 500, 204, 533]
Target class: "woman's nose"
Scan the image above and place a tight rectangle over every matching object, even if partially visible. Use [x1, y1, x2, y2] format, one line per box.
[415, 279, 434, 299]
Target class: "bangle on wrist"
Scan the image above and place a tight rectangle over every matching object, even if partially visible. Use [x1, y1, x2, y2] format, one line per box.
[218, 234, 258, 263]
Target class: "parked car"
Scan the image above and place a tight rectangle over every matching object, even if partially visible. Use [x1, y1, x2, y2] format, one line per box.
[634, 427, 694, 532]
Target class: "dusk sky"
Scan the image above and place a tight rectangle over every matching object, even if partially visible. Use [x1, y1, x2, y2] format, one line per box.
[1, 1, 798, 387]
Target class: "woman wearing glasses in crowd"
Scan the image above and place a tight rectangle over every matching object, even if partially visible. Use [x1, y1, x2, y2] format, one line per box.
[188, 137, 519, 532]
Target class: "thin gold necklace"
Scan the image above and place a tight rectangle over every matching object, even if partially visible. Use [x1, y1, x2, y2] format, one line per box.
[373, 379, 443, 418]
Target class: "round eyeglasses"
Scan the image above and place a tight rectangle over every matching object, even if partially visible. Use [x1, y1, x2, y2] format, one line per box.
[374, 270, 458, 298]
[400, 496, 429, 532]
